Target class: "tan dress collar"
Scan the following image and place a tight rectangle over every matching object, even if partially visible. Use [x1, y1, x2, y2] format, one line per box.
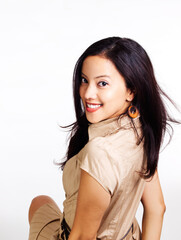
[88, 114, 141, 141]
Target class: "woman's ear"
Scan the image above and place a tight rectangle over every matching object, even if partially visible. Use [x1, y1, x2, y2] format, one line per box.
[126, 89, 135, 102]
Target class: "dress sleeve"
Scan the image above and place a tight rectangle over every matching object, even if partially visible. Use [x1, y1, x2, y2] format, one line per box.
[78, 140, 118, 196]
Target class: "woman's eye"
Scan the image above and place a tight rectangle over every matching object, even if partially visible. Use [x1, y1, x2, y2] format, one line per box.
[98, 81, 108, 87]
[81, 77, 88, 83]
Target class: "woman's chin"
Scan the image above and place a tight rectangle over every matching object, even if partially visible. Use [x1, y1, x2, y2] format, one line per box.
[86, 113, 101, 124]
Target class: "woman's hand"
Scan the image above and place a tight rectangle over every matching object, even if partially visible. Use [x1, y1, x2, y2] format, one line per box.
[68, 169, 111, 240]
[141, 170, 166, 240]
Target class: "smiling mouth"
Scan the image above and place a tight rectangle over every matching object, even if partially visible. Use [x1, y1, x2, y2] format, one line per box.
[86, 103, 103, 112]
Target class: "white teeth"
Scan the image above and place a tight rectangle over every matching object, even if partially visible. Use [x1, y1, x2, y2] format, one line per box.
[87, 104, 101, 109]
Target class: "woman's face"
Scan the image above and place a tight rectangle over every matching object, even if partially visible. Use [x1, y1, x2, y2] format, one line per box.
[79, 55, 134, 123]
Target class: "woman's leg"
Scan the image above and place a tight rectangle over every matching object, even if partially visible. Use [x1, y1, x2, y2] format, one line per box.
[28, 195, 60, 224]
[28, 195, 62, 240]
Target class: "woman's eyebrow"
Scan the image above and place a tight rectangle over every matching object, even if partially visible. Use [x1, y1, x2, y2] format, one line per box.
[95, 75, 111, 79]
[81, 72, 87, 77]
[81, 72, 111, 79]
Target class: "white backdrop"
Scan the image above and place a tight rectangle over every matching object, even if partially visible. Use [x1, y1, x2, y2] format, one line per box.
[0, 0, 181, 239]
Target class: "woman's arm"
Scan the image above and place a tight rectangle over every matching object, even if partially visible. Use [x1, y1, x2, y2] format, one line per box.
[68, 169, 111, 240]
[141, 170, 166, 240]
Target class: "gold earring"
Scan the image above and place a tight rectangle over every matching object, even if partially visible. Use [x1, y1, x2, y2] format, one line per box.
[128, 105, 139, 118]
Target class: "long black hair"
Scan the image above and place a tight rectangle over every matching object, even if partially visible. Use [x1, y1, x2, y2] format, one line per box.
[60, 37, 179, 178]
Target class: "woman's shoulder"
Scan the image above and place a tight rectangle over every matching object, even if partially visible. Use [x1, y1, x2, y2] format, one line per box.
[77, 138, 106, 159]
[78, 131, 144, 165]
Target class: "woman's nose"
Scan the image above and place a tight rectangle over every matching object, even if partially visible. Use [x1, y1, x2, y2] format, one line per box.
[84, 84, 97, 100]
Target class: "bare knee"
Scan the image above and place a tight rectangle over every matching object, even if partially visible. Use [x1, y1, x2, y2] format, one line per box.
[28, 195, 57, 224]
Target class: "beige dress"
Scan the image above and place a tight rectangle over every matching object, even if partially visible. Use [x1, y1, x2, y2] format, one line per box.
[29, 115, 145, 240]
[62, 115, 145, 239]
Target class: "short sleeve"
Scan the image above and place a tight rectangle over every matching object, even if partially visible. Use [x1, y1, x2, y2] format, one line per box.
[78, 140, 118, 196]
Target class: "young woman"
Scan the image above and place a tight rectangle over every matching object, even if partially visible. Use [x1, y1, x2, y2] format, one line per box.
[28, 37, 178, 240]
